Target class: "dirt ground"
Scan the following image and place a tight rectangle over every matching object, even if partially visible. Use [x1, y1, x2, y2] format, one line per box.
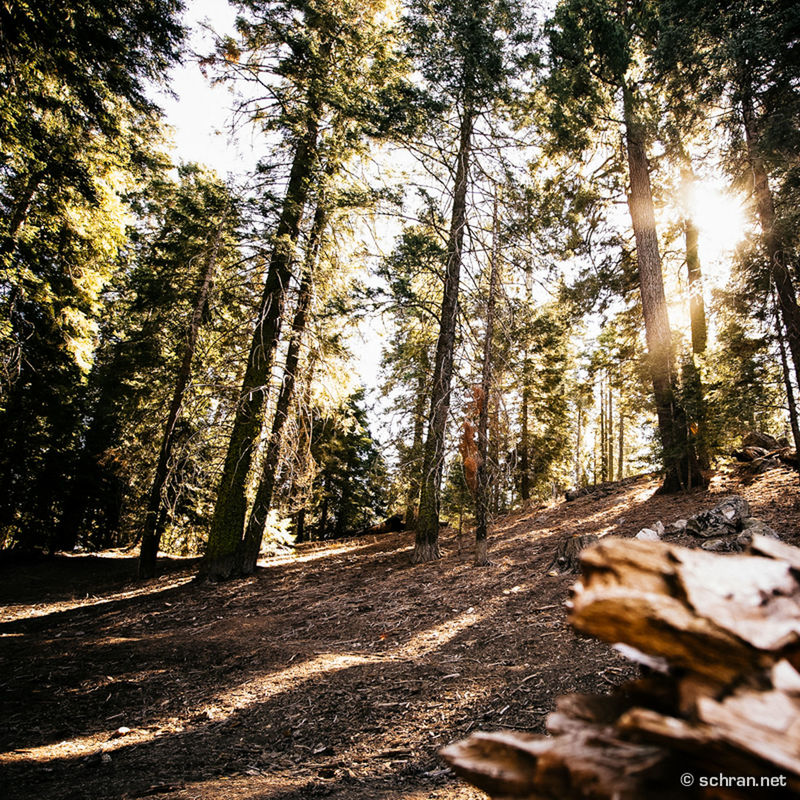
[2, 465, 800, 800]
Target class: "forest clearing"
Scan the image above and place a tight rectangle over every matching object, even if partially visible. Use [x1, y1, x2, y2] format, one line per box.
[2, 464, 799, 799]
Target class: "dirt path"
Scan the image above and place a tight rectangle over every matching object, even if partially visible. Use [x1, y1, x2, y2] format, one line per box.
[2, 467, 798, 799]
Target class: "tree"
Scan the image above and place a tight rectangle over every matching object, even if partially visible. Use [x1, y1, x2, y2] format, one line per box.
[201, 0, 416, 578]
[378, 210, 444, 528]
[409, 0, 529, 563]
[473, 193, 501, 565]
[54, 167, 244, 556]
[0, 0, 185, 550]
[237, 202, 326, 573]
[654, 0, 800, 432]
[307, 390, 388, 539]
[546, 0, 706, 492]
[138, 184, 235, 577]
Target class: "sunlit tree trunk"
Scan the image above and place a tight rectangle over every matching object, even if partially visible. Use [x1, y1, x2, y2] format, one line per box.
[607, 381, 614, 482]
[138, 209, 226, 578]
[237, 203, 326, 574]
[474, 192, 499, 566]
[414, 106, 475, 564]
[574, 396, 582, 486]
[623, 86, 705, 492]
[679, 166, 711, 470]
[519, 359, 531, 502]
[599, 375, 606, 482]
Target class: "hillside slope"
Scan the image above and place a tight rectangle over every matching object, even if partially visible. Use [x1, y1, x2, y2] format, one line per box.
[1, 466, 799, 800]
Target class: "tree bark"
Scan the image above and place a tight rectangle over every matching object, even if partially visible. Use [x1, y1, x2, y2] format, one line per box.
[680, 167, 711, 470]
[599, 375, 606, 482]
[574, 395, 582, 486]
[0, 168, 45, 262]
[236, 203, 326, 574]
[200, 119, 319, 579]
[474, 191, 500, 566]
[623, 86, 704, 492]
[519, 355, 531, 503]
[414, 106, 475, 564]
[607, 381, 614, 483]
[405, 370, 427, 528]
[138, 208, 227, 578]
[684, 217, 707, 355]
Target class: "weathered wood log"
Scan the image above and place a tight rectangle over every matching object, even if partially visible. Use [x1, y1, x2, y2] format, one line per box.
[442, 532, 800, 798]
[547, 533, 599, 574]
[733, 446, 770, 462]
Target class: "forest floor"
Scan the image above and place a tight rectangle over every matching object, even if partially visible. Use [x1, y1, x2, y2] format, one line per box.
[2, 465, 800, 800]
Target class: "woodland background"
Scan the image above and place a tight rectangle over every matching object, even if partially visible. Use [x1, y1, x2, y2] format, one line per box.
[1, 0, 799, 575]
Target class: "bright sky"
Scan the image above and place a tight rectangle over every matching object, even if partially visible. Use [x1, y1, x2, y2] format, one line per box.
[156, 0, 255, 180]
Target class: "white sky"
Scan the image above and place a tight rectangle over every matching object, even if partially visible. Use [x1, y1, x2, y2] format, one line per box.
[156, 0, 256, 180]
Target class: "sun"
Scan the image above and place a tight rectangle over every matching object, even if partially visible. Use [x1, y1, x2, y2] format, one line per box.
[685, 181, 749, 282]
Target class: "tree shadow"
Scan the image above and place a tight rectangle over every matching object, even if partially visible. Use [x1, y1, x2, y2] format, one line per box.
[2, 476, 736, 799]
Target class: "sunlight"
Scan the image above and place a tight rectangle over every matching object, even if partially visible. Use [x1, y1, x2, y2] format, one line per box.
[0, 607, 491, 768]
[686, 181, 748, 279]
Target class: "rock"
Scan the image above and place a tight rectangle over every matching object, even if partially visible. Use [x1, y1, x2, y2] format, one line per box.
[653, 521, 665, 536]
[635, 528, 660, 541]
[671, 519, 688, 531]
[686, 495, 750, 538]
[701, 537, 733, 552]
[101, 753, 112, 764]
[742, 431, 781, 450]
[741, 518, 781, 539]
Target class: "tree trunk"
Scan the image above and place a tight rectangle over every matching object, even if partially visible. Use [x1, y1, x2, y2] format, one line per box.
[138, 208, 227, 578]
[200, 119, 318, 579]
[684, 220, 707, 354]
[0, 169, 45, 262]
[681, 167, 711, 470]
[574, 396, 582, 486]
[741, 88, 800, 397]
[623, 86, 705, 493]
[414, 106, 475, 564]
[599, 375, 606, 482]
[607, 381, 614, 483]
[318, 475, 330, 539]
[617, 411, 624, 482]
[237, 203, 326, 574]
[547, 533, 599, 574]
[519, 357, 531, 503]
[405, 371, 428, 528]
[295, 507, 306, 542]
[474, 191, 499, 566]
[774, 289, 800, 456]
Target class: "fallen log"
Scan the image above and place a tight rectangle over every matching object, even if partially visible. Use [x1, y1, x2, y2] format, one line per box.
[441, 533, 800, 798]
